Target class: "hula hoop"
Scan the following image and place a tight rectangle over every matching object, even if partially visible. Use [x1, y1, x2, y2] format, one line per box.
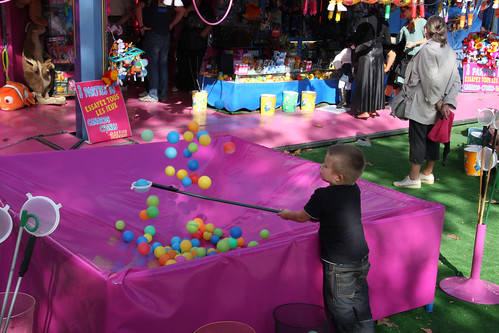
[192, 0, 233, 26]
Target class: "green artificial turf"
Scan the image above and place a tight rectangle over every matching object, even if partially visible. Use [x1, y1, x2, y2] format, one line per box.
[295, 122, 499, 332]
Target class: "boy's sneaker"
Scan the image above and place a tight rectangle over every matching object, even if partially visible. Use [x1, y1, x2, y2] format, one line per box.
[419, 173, 435, 184]
[139, 95, 159, 103]
[139, 91, 149, 97]
[393, 176, 421, 189]
[172, 86, 178, 92]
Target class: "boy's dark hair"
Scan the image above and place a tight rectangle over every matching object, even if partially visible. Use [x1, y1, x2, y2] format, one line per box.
[327, 144, 366, 184]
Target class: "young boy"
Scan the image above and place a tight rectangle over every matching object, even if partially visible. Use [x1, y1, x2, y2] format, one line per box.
[278, 144, 374, 333]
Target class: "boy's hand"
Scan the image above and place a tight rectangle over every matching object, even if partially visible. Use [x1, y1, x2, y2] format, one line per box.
[278, 209, 292, 220]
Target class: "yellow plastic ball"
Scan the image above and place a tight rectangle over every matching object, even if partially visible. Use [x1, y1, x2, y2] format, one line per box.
[199, 134, 211, 146]
[165, 259, 177, 265]
[203, 231, 212, 241]
[183, 131, 194, 142]
[154, 246, 167, 258]
[188, 121, 200, 132]
[182, 252, 194, 260]
[180, 239, 192, 252]
[205, 223, 215, 233]
[165, 166, 175, 176]
[198, 175, 212, 189]
[177, 169, 188, 180]
[143, 233, 153, 243]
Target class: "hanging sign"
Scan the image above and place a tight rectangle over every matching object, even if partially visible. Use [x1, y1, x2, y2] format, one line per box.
[75, 81, 131, 144]
[462, 62, 499, 93]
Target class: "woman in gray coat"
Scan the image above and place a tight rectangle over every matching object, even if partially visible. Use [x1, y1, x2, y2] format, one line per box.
[393, 15, 462, 189]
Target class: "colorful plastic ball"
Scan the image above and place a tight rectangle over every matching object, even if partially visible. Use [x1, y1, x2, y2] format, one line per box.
[139, 209, 149, 220]
[141, 129, 154, 142]
[213, 228, 223, 238]
[210, 235, 220, 245]
[180, 239, 192, 252]
[146, 206, 159, 218]
[135, 179, 149, 187]
[237, 237, 245, 247]
[260, 229, 270, 239]
[217, 239, 231, 252]
[181, 177, 192, 187]
[183, 252, 195, 260]
[165, 166, 175, 176]
[165, 147, 177, 159]
[205, 223, 215, 233]
[171, 242, 181, 252]
[115, 220, 125, 231]
[188, 120, 200, 132]
[191, 238, 200, 247]
[171, 236, 181, 244]
[215, 99, 224, 110]
[230, 226, 242, 239]
[154, 246, 167, 258]
[137, 242, 151, 255]
[167, 131, 180, 144]
[136, 236, 148, 245]
[207, 250, 218, 256]
[177, 169, 188, 180]
[196, 247, 207, 257]
[203, 231, 212, 241]
[144, 225, 156, 236]
[183, 131, 194, 142]
[198, 175, 212, 189]
[159, 253, 170, 266]
[188, 142, 199, 153]
[183, 148, 193, 158]
[223, 142, 236, 154]
[228, 237, 238, 249]
[122, 230, 134, 243]
[192, 230, 203, 240]
[196, 130, 210, 140]
[248, 240, 259, 247]
[199, 134, 211, 146]
[186, 220, 199, 234]
[189, 173, 200, 185]
[165, 259, 177, 265]
[152, 242, 162, 250]
[143, 233, 153, 243]
[207, 248, 217, 254]
[147, 195, 159, 207]
[175, 255, 187, 263]
[187, 159, 199, 171]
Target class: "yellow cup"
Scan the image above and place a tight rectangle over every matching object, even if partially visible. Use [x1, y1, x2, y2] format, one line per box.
[464, 145, 481, 176]
[192, 90, 208, 112]
[301, 91, 317, 113]
[260, 94, 276, 116]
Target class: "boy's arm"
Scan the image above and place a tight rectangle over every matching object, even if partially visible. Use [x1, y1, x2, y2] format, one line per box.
[278, 209, 313, 223]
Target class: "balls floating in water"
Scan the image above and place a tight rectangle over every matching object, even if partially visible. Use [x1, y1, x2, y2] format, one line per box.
[228, 237, 238, 249]
[146, 206, 159, 219]
[210, 235, 220, 245]
[187, 159, 199, 171]
[154, 246, 167, 258]
[137, 242, 151, 255]
[181, 177, 192, 187]
[205, 223, 215, 233]
[122, 230, 134, 242]
[223, 142, 236, 154]
[183, 131, 194, 142]
[198, 175, 212, 189]
[188, 142, 199, 153]
[167, 131, 180, 144]
[260, 229, 270, 239]
[165, 166, 175, 176]
[188, 121, 200, 132]
[196, 130, 210, 141]
[230, 226, 242, 239]
[141, 129, 154, 142]
[183, 148, 193, 158]
[196, 247, 207, 257]
[115, 220, 125, 231]
[186, 220, 199, 234]
[146, 195, 159, 207]
[144, 225, 156, 236]
[139, 209, 149, 221]
[165, 147, 177, 159]
[248, 240, 259, 247]
[217, 239, 230, 252]
[180, 239, 192, 252]
[177, 169, 188, 180]
[198, 134, 211, 146]
[213, 228, 223, 238]
[135, 179, 149, 187]
[189, 173, 200, 185]
[215, 99, 224, 110]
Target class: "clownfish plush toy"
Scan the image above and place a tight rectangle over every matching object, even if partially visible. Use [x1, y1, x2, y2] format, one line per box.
[0, 81, 36, 111]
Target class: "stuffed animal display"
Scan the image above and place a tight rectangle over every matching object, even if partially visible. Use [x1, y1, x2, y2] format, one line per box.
[108, 39, 148, 85]
[0, 81, 36, 111]
[14, 0, 48, 27]
[22, 22, 66, 105]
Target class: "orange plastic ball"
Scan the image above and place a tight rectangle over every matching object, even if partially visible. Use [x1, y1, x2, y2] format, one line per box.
[188, 120, 200, 132]
[223, 142, 236, 154]
[159, 253, 170, 266]
[139, 209, 149, 221]
[237, 237, 245, 247]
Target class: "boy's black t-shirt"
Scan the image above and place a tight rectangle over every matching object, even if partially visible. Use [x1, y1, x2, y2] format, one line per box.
[304, 184, 369, 264]
[140, 0, 172, 36]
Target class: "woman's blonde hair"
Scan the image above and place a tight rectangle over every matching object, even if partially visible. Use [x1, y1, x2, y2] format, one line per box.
[425, 15, 448, 47]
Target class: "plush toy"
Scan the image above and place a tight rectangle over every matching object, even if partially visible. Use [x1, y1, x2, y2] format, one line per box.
[242, 2, 262, 20]
[15, 0, 48, 27]
[0, 81, 36, 111]
[22, 22, 66, 105]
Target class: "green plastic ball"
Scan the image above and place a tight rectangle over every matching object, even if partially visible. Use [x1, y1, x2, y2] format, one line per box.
[260, 229, 270, 239]
[147, 195, 159, 207]
[146, 206, 159, 219]
[188, 142, 199, 153]
[196, 247, 207, 257]
[217, 239, 230, 252]
[186, 220, 199, 234]
[248, 241, 259, 247]
[228, 237, 238, 249]
[115, 220, 125, 230]
[213, 228, 223, 238]
[141, 129, 154, 142]
[144, 225, 156, 236]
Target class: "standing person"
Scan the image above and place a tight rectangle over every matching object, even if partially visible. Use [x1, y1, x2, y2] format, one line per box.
[278, 144, 374, 333]
[175, 0, 213, 92]
[332, 37, 354, 109]
[393, 15, 461, 189]
[351, 4, 391, 119]
[135, 0, 186, 103]
[107, 0, 135, 44]
[392, 5, 427, 90]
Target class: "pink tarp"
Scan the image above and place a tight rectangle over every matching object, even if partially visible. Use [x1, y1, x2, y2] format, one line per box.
[0, 135, 444, 332]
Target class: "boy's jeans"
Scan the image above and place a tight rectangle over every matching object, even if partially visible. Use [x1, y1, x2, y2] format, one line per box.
[322, 256, 374, 333]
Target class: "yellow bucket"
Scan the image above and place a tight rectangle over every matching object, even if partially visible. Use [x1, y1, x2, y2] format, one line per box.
[464, 145, 481, 176]
[260, 94, 276, 116]
[301, 91, 316, 113]
[192, 90, 208, 112]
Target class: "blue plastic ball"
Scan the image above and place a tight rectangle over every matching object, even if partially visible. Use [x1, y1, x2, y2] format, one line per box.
[122, 230, 134, 243]
[215, 99, 224, 110]
[136, 236, 148, 245]
[183, 148, 193, 158]
[181, 177, 192, 187]
[191, 238, 200, 247]
[210, 235, 220, 245]
[167, 131, 180, 144]
[171, 236, 181, 244]
[187, 159, 199, 171]
[172, 242, 181, 252]
[196, 130, 210, 141]
[152, 242, 162, 250]
[135, 179, 149, 187]
[165, 147, 177, 159]
[230, 226, 242, 239]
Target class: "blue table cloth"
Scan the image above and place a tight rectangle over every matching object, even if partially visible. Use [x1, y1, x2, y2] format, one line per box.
[202, 76, 339, 112]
